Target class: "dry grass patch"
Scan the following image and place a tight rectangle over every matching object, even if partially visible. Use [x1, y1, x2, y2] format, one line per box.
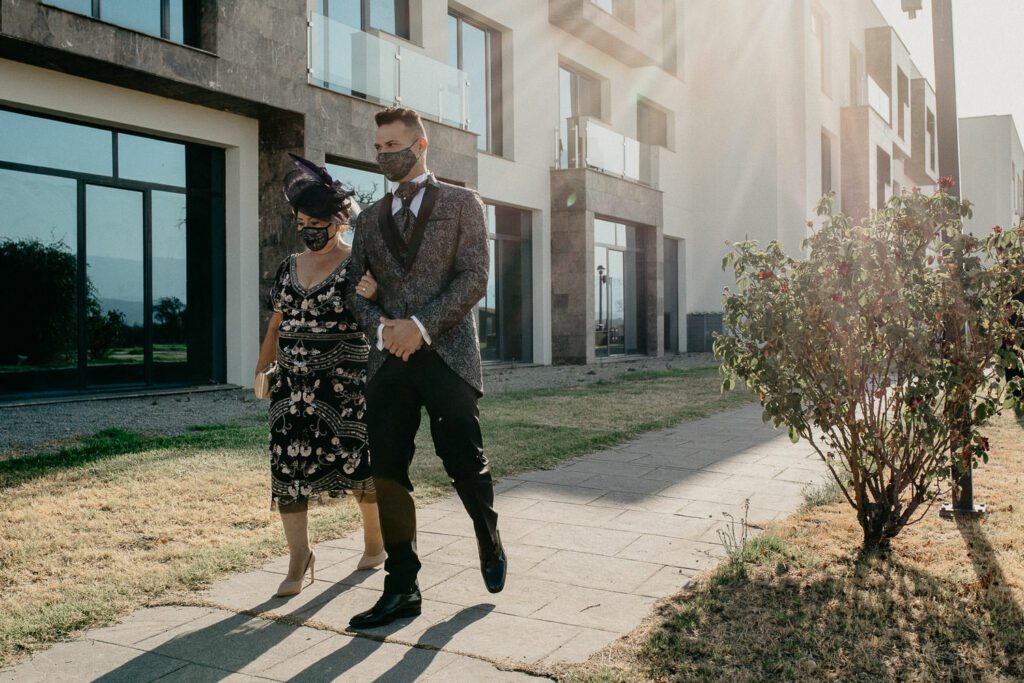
[0, 366, 750, 667]
[564, 410, 1024, 682]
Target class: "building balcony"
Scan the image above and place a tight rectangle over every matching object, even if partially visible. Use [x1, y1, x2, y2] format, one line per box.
[908, 77, 939, 185]
[554, 116, 659, 189]
[308, 11, 470, 130]
[548, 0, 662, 68]
[841, 104, 897, 221]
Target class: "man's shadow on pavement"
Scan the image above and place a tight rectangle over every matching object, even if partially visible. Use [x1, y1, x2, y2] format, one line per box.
[96, 567, 497, 682]
[287, 603, 496, 682]
[95, 568, 374, 681]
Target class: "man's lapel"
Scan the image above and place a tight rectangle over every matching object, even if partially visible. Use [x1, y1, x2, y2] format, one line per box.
[376, 195, 407, 271]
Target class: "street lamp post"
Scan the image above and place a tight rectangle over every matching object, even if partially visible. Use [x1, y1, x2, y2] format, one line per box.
[904, 0, 982, 516]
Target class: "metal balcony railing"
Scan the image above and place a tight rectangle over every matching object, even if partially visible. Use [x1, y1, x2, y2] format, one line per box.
[554, 117, 659, 188]
[308, 11, 469, 130]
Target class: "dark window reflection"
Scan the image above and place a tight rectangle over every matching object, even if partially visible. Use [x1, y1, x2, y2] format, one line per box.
[477, 204, 532, 363]
[0, 108, 224, 396]
[0, 170, 79, 392]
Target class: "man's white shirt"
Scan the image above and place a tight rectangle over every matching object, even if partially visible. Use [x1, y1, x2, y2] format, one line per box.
[375, 172, 433, 351]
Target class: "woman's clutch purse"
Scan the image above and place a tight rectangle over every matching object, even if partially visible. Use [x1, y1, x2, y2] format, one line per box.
[254, 362, 277, 400]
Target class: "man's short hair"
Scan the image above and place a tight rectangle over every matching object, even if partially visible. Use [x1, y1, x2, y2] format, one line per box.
[375, 106, 427, 139]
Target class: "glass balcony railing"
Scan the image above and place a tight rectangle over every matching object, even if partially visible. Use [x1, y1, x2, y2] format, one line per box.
[308, 11, 469, 130]
[867, 77, 891, 124]
[555, 117, 658, 187]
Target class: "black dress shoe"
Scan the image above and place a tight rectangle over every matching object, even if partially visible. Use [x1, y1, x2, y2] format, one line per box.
[348, 589, 422, 629]
[479, 536, 507, 594]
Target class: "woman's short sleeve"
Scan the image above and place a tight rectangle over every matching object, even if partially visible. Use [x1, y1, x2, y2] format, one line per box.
[269, 257, 290, 313]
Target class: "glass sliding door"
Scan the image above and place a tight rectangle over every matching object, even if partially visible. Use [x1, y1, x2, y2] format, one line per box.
[475, 204, 533, 363]
[152, 191, 189, 377]
[595, 219, 643, 358]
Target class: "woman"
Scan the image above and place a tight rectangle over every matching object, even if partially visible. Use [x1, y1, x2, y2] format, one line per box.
[255, 154, 382, 597]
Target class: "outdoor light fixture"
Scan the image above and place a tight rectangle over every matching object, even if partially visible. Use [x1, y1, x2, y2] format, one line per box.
[902, 0, 923, 19]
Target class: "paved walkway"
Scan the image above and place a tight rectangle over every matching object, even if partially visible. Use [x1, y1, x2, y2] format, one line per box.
[1, 404, 827, 682]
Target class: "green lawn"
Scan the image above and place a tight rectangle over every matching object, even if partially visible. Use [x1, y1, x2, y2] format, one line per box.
[0, 366, 751, 667]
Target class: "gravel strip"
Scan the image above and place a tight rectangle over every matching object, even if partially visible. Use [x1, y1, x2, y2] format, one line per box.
[0, 353, 717, 456]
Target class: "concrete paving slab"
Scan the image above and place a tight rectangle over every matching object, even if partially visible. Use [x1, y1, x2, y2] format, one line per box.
[0, 640, 189, 683]
[529, 585, 656, 632]
[518, 522, 640, 556]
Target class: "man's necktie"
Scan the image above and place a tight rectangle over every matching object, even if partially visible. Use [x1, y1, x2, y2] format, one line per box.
[393, 181, 424, 240]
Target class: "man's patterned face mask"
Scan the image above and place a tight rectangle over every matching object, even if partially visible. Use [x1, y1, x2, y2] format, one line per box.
[377, 139, 422, 182]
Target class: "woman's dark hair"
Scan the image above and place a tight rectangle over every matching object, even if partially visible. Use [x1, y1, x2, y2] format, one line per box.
[291, 183, 355, 223]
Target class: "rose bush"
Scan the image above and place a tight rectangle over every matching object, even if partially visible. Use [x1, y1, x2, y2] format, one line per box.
[714, 185, 1024, 550]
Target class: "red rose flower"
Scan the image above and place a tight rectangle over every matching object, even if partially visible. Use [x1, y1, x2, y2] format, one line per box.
[780, 281, 789, 293]
[994, 225, 1002, 234]
[837, 261, 851, 277]
[979, 436, 990, 452]
[911, 186, 920, 194]
[939, 176, 956, 190]
[759, 270, 773, 280]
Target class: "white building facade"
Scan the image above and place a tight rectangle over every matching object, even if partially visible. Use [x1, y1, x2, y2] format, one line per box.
[960, 115, 1024, 235]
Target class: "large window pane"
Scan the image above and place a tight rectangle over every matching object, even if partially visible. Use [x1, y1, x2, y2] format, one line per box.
[152, 191, 189, 368]
[101, 0, 163, 36]
[462, 22, 489, 152]
[447, 14, 459, 68]
[118, 133, 187, 187]
[169, 0, 185, 43]
[0, 170, 79, 391]
[324, 0, 362, 29]
[85, 185, 145, 385]
[0, 109, 113, 176]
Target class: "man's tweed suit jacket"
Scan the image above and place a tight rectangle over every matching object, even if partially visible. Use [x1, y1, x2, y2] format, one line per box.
[346, 175, 489, 394]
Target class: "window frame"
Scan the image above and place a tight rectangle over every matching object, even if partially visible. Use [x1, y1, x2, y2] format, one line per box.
[448, 10, 503, 156]
[41, 0, 201, 47]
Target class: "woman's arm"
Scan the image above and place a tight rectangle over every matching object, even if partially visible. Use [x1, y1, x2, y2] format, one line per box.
[255, 311, 284, 379]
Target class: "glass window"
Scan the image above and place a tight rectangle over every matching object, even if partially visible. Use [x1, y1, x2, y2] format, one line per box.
[821, 129, 832, 196]
[43, 0, 92, 13]
[0, 108, 225, 396]
[637, 101, 668, 148]
[324, 161, 387, 208]
[42, 0, 197, 46]
[476, 204, 533, 363]
[369, 0, 410, 38]
[594, 219, 642, 357]
[0, 170, 79, 391]
[448, 12, 501, 155]
[118, 133, 187, 187]
[102, 0, 163, 36]
[152, 191, 189, 369]
[591, 0, 614, 13]
[0, 109, 113, 176]
[85, 185, 146, 385]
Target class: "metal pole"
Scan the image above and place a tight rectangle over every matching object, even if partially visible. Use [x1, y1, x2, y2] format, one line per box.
[925, 0, 982, 516]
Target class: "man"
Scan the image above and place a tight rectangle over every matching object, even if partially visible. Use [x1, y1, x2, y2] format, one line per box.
[346, 106, 506, 629]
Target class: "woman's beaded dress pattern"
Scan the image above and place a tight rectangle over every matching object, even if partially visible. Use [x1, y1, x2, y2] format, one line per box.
[268, 255, 372, 507]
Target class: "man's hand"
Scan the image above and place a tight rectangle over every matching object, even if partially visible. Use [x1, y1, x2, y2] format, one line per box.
[380, 317, 424, 361]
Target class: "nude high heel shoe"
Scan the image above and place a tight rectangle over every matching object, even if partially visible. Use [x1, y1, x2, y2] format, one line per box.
[356, 549, 387, 570]
[274, 550, 315, 597]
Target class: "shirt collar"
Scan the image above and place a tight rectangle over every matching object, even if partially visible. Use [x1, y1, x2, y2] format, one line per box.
[388, 171, 432, 194]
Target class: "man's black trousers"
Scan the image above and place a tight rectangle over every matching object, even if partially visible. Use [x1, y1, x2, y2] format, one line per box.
[365, 351, 498, 593]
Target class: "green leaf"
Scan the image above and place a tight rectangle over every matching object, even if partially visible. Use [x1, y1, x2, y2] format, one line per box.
[788, 425, 800, 443]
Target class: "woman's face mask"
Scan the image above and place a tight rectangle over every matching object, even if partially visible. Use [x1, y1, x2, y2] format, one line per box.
[295, 216, 339, 252]
[377, 139, 422, 182]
